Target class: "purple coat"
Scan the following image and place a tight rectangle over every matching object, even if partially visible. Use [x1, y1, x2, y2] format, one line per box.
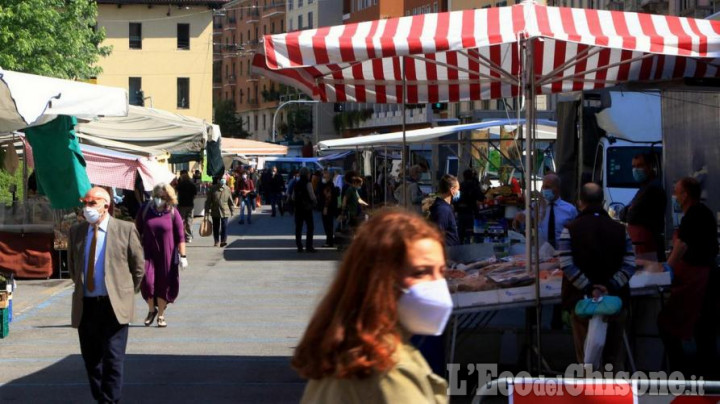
[136, 204, 184, 303]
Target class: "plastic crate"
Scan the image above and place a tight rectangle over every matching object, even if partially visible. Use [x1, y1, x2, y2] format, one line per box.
[0, 308, 8, 338]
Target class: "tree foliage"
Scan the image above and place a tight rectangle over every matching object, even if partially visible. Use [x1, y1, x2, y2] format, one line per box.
[214, 100, 250, 139]
[0, 0, 111, 79]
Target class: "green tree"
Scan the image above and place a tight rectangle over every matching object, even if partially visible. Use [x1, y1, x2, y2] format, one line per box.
[0, 0, 111, 79]
[213, 100, 249, 139]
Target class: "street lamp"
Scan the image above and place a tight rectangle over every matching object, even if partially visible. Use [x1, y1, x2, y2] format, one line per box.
[272, 99, 319, 143]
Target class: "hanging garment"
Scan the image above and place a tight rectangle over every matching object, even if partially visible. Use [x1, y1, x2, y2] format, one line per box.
[24, 116, 91, 209]
[3, 141, 19, 174]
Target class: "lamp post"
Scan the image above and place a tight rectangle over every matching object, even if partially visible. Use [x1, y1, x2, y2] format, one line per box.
[272, 99, 319, 143]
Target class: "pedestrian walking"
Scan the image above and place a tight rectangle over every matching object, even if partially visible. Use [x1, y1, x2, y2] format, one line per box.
[135, 183, 188, 328]
[266, 166, 285, 217]
[205, 177, 234, 247]
[293, 209, 450, 403]
[429, 174, 461, 247]
[341, 176, 368, 230]
[317, 171, 340, 247]
[293, 167, 317, 253]
[176, 170, 198, 243]
[69, 187, 145, 403]
[237, 172, 256, 224]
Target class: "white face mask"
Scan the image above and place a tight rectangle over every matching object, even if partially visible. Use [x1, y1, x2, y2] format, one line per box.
[242, 174, 248, 180]
[83, 206, 102, 224]
[396, 279, 453, 336]
[153, 197, 165, 208]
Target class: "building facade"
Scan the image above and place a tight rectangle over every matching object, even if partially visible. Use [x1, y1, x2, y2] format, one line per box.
[96, 0, 227, 122]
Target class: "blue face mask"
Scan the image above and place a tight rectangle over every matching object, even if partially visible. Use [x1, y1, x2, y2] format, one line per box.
[672, 195, 682, 212]
[452, 190, 461, 202]
[220, 179, 227, 186]
[632, 168, 647, 183]
[542, 189, 555, 202]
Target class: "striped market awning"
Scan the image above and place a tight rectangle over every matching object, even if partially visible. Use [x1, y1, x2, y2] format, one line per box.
[253, 0, 720, 103]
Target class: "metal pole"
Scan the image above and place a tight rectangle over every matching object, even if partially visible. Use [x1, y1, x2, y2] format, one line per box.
[272, 99, 319, 143]
[401, 56, 408, 208]
[523, 37, 542, 375]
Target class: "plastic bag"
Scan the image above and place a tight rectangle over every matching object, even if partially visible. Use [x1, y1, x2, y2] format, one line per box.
[575, 295, 622, 318]
[583, 315, 608, 370]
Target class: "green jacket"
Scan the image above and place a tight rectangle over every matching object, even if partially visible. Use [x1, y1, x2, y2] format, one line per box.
[300, 341, 448, 404]
[205, 184, 234, 218]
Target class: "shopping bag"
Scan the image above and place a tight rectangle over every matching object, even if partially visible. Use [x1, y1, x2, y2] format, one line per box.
[574, 295, 622, 318]
[583, 315, 608, 370]
[199, 216, 212, 237]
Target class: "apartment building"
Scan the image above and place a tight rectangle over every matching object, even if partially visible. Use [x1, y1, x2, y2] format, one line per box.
[215, 0, 304, 141]
[96, 0, 227, 122]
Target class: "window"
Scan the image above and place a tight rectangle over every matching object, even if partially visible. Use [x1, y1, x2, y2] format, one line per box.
[177, 78, 190, 109]
[309, 0, 313, 3]
[271, 21, 275, 34]
[298, 15, 303, 30]
[281, 19, 284, 32]
[129, 23, 142, 49]
[263, 114, 266, 130]
[298, 0, 303, 7]
[308, 12, 313, 29]
[264, 25, 267, 35]
[254, 115, 258, 131]
[128, 77, 142, 106]
[289, 19, 293, 31]
[433, 2, 438, 12]
[177, 23, 190, 50]
[288, 0, 293, 10]
[240, 33, 243, 43]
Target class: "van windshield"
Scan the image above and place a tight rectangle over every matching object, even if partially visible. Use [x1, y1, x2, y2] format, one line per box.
[606, 146, 661, 188]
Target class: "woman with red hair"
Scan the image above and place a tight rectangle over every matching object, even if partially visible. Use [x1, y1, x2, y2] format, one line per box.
[293, 209, 451, 403]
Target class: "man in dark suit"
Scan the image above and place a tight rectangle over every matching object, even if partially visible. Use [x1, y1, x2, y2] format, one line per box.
[69, 187, 145, 403]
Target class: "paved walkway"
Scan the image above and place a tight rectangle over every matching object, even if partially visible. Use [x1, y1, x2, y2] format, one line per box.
[0, 206, 339, 403]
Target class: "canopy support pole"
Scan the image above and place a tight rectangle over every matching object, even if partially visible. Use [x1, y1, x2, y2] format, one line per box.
[523, 37, 543, 376]
[384, 146, 388, 205]
[401, 56, 408, 209]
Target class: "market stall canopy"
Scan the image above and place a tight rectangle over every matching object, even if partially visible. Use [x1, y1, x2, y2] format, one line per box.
[317, 119, 557, 151]
[0, 68, 127, 132]
[253, 1, 720, 103]
[75, 105, 210, 153]
[221, 137, 288, 155]
[80, 144, 175, 191]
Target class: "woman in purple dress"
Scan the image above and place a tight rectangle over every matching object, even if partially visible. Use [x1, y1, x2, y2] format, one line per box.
[135, 183, 187, 327]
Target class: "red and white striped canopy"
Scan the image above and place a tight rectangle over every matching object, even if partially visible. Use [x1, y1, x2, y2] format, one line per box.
[253, 1, 720, 103]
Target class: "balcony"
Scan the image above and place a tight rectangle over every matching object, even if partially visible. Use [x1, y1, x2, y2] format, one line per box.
[248, 98, 260, 107]
[246, 73, 260, 82]
[246, 9, 260, 23]
[263, 1, 285, 18]
[227, 75, 237, 84]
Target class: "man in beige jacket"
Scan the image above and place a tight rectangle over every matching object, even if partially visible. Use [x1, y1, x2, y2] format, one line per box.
[69, 187, 145, 403]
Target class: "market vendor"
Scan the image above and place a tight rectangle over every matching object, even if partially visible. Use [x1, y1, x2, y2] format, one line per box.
[429, 174, 460, 247]
[621, 153, 666, 261]
[513, 173, 577, 249]
[658, 177, 718, 375]
[557, 183, 636, 369]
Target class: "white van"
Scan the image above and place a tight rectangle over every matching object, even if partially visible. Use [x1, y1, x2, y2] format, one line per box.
[590, 91, 662, 219]
[257, 157, 324, 180]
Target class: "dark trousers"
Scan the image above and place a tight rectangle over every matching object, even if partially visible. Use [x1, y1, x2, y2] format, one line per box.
[295, 208, 314, 249]
[571, 310, 627, 371]
[178, 206, 194, 242]
[322, 214, 334, 245]
[212, 217, 228, 243]
[78, 297, 129, 404]
[269, 193, 283, 216]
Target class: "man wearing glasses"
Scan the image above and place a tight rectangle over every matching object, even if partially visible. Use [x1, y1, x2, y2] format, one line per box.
[68, 187, 145, 403]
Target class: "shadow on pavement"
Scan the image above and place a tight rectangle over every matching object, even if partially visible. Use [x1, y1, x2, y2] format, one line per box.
[222, 238, 342, 262]
[0, 354, 305, 403]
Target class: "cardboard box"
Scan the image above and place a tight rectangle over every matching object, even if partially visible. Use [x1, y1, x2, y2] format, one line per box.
[540, 278, 562, 298]
[629, 271, 671, 289]
[455, 289, 500, 308]
[0, 292, 7, 309]
[497, 285, 536, 304]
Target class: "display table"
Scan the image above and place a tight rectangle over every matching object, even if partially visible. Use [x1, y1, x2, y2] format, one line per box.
[447, 270, 672, 373]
